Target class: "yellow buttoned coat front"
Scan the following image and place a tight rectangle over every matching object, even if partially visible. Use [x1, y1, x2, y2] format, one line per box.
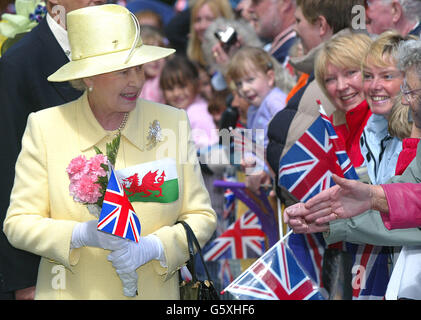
[3, 92, 216, 299]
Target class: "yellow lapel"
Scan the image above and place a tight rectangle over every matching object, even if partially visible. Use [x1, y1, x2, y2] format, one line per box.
[76, 93, 152, 152]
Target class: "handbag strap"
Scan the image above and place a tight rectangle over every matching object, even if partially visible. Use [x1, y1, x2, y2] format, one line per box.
[177, 221, 213, 282]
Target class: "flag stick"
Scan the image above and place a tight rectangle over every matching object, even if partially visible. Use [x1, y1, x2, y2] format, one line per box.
[220, 229, 293, 295]
[280, 229, 293, 243]
[317, 99, 327, 116]
[277, 197, 284, 239]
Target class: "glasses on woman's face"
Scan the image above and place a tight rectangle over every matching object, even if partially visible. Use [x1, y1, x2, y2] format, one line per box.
[401, 81, 421, 103]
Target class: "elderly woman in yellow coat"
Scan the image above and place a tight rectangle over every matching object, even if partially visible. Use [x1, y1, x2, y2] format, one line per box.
[3, 4, 216, 300]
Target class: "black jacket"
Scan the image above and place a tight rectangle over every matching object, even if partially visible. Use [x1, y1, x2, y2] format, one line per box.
[0, 18, 82, 293]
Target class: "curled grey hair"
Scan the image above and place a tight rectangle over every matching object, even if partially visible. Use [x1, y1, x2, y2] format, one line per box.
[69, 79, 87, 91]
[397, 38, 421, 79]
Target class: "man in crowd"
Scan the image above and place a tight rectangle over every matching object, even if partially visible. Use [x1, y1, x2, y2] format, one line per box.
[366, 0, 421, 36]
[248, 0, 297, 64]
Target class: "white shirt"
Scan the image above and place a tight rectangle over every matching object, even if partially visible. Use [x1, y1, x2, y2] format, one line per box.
[46, 13, 71, 60]
[386, 246, 421, 300]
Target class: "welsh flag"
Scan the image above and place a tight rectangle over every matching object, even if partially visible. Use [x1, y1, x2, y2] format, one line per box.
[116, 158, 179, 203]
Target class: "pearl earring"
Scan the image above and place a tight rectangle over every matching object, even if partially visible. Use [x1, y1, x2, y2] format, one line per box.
[88, 87, 93, 92]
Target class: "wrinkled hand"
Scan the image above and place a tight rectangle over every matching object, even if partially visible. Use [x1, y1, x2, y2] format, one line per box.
[212, 42, 230, 65]
[245, 169, 271, 195]
[285, 174, 373, 225]
[71, 220, 129, 250]
[283, 202, 329, 234]
[107, 234, 164, 275]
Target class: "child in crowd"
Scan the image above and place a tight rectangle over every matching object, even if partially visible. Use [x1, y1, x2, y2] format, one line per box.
[159, 55, 219, 149]
[226, 46, 290, 148]
[226, 47, 293, 192]
[207, 89, 230, 128]
[136, 10, 164, 30]
[197, 63, 214, 102]
[138, 26, 167, 104]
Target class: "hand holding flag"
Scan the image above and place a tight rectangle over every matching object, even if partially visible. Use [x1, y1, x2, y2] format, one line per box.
[98, 169, 141, 242]
[98, 168, 142, 297]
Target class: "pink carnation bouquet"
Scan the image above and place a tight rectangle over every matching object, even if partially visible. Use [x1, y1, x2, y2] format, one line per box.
[66, 154, 108, 217]
[66, 134, 120, 217]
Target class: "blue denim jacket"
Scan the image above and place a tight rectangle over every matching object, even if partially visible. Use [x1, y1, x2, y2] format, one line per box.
[360, 114, 402, 185]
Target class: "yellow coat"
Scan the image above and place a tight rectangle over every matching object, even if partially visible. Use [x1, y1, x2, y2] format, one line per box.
[3, 92, 217, 299]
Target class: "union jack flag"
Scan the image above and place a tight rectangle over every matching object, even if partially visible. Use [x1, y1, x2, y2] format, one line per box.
[203, 211, 266, 261]
[222, 240, 326, 300]
[346, 243, 389, 300]
[278, 106, 358, 203]
[97, 169, 141, 242]
[214, 180, 279, 247]
[223, 188, 236, 219]
[287, 233, 326, 288]
[278, 106, 358, 288]
[219, 259, 234, 289]
[320, 107, 389, 299]
[279, 104, 389, 299]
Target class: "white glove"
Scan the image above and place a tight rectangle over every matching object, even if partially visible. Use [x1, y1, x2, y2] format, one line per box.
[107, 234, 165, 275]
[71, 220, 128, 250]
[119, 271, 138, 297]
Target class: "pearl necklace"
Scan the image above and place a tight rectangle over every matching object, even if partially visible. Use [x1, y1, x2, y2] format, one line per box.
[118, 112, 129, 132]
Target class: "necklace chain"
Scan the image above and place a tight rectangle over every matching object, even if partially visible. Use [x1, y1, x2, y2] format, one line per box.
[118, 112, 129, 132]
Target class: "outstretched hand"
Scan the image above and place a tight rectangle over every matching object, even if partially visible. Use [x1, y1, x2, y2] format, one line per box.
[284, 174, 374, 226]
[283, 202, 329, 234]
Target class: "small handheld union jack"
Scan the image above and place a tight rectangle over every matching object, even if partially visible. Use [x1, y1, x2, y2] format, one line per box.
[278, 101, 358, 202]
[97, 169, 141, 242]
[317, 100, 358, 180]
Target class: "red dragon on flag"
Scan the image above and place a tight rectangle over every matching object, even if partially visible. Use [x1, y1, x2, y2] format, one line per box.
[122, 170, 166, 198]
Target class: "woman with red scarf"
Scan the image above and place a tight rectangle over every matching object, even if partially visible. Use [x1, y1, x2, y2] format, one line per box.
[315, 32, 373, 168]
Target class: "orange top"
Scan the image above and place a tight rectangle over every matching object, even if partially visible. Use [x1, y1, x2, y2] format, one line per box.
[285, 73, 310, 104]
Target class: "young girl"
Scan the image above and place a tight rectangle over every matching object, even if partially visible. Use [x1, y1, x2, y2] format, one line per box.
[226, 46, 292, 148]
[138, 26, 167, 104]
[159, 55, 219, 149]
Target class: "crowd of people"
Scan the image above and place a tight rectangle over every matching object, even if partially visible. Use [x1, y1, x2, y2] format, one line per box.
[1, 0, 421, 300]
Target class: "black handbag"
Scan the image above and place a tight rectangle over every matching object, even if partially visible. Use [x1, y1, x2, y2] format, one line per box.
[177, 221, 220, 300]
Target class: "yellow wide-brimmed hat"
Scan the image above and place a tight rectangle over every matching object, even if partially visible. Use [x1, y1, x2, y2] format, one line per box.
[48, 4, 175, 82]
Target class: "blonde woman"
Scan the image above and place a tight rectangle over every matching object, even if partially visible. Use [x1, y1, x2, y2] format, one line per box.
[187, 0, 233, 67]
[315, 32, 373, 167]
[360, 31, 416, 185]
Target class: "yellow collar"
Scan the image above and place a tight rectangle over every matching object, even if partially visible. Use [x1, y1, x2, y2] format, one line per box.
[76, 92, 147, 152]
